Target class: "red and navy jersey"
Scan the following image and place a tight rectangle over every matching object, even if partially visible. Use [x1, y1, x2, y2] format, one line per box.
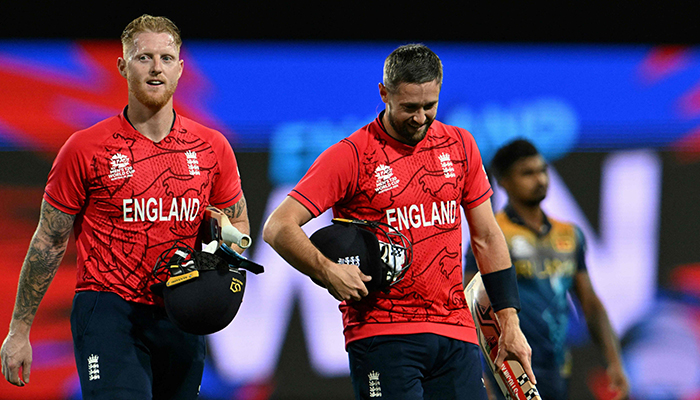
[44, 108, 242, 305]
[291, 112, 492, 346]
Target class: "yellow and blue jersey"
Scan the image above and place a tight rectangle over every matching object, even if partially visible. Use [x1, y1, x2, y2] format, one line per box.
[465, 205, 587, 379]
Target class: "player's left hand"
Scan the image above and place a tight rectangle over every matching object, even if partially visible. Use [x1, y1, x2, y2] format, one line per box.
[493, 308, 536, 385]
[607, 361, 630, 400]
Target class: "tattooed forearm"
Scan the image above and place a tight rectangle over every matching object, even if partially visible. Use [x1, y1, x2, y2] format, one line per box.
[12, 200, 75, 327]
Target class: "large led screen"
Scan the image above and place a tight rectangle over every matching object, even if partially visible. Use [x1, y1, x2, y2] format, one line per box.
[0, 41, 698, 400]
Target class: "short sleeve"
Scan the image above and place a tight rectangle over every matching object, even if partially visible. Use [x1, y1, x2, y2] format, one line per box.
[289, 139, 358, 217]
[44, 133, 88, 215]
[208, 133, 243, 209]
[459, 129, 492, 209]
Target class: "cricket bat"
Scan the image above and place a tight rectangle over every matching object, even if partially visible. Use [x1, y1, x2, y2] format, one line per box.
[464, 273, 542, 400]
[201, 205, 252, 249]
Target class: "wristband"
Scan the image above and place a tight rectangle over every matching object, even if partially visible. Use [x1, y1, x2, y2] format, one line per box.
[481, 266, 521, 312]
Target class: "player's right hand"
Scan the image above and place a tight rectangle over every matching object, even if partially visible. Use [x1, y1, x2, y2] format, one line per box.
[1, 332, 32, 386]
[494, 308, 537, 385]
[323, 263, 372, 302]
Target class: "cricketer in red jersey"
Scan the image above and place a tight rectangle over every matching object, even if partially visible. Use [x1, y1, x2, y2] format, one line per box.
[44, 110, 242, 305]
[291, 115, 489, 347]
[263, 43, 535, 400]
[1, 15, 249, 400]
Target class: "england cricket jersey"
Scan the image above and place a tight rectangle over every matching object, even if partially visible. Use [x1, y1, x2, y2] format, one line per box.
[291, 111, 492, 346]
[465, 205, 587, 377]
[44, 108, 242, 305]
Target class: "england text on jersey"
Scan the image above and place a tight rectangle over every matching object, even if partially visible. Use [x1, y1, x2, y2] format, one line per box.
[122, 197, 201, 222]
[385, 200, 458, 231]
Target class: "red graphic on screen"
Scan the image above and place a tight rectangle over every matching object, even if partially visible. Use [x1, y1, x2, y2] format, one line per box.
[0, 186, 78, 400]
[0, 41, 230, 154]
[0, 41, 233, 400]
[638, 45, 690, 85]
[639, 45, 700, 163]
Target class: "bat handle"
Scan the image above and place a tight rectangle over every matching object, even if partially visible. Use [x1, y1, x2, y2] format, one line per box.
[221, 225, 252, 249]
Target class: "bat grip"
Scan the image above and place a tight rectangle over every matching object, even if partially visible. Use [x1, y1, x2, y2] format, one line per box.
[221, 225, 252, 249]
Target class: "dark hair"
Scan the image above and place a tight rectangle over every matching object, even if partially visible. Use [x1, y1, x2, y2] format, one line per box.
[383, 43, 443, 92]
[490, 139, 540, 180]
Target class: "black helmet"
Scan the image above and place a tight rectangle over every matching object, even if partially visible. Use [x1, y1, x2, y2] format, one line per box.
[151, 242, 264, 335]
[309, 218, 412, 293]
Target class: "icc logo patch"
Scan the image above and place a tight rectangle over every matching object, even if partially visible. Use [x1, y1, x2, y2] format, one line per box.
[374, 164, 399, 194]
[109, 152, 135, 181]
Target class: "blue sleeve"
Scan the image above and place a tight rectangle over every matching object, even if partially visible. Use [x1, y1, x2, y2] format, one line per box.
[575, 226, 588, 272]
[464, 245, 479, 273]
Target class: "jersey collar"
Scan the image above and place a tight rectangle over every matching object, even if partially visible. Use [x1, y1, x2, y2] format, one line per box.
[120, 106, 180, 140]
[504, 203, 552, 236]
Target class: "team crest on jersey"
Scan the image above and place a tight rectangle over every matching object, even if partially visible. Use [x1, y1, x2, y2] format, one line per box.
[438, 153, 456, 178]
[553, 236, 575, 252]
[185, 150, 201, 176]
[109, 153, 135, 181]
[374, 164, 399, 194]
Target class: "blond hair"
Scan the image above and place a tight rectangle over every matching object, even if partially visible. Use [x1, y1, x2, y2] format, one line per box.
[121, 14, 182, 56]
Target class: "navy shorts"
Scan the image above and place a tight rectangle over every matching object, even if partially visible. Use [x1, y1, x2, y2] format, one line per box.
[347, 333, 488, 400]
[70, 291, 206, 400]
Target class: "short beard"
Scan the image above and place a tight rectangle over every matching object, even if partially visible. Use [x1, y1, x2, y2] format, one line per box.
[387, 111, 433, 145]
[131, 81, 178, 110]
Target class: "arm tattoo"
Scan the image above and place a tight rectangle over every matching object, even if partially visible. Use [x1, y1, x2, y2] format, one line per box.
[12, 200, 75, 326]
[221, 196, 250, 249]
[223, 195, 247, 220]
